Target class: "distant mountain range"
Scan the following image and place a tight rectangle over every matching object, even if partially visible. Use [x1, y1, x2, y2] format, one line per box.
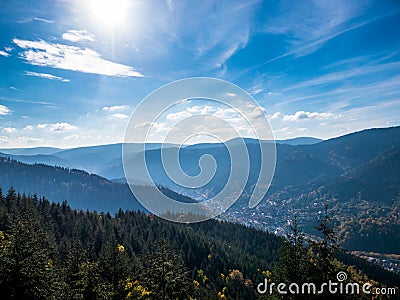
[0, 128, 399, 254]
[0, 137, 322, 179]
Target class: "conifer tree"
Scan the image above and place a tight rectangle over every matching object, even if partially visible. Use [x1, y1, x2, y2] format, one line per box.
[0, 209, 63, 299]
[136, 239, 192, 299]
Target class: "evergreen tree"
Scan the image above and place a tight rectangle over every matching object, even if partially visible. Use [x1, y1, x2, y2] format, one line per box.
[99, 233, 130, 300]
[310, 202, 340, 282]
[0, 210, 63, 299]
[135, 239, 192, 299]
[278, 215, 310, 284]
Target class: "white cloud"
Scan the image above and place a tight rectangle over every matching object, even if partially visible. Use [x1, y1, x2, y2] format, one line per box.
[25, 71, 69, 82]
[62, 29, 95, 42]
[2, 127, 16, 133]
[166, 111, 192, 120]
[33, 17, 54, 23]
[283, 111, 334, 121]
[27, 122, 77, 132]
[275, 127, 290, 133]
[13, 39, 144, 77]
[109, 113, 129, 119]
[0, 136, 10, 143]
[17, 136, 44, 143]
[0, 105, 11, 115]
[63, 134, 79, 141]
[268, 112, 281, 120]
[187, 105, 215, 114]
[0, 50, 10, 57]
[263, 1, 368, 58]
[23, 125, 34, 131]
[152, 122, 168, 133]
[247, 106, 266, 119]
[134, 121, 152, 129]
[102, 105, 130, 112]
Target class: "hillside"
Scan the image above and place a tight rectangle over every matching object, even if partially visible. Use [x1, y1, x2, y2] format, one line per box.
[0, 189, 398, 299]
[0, 157, 196, 213]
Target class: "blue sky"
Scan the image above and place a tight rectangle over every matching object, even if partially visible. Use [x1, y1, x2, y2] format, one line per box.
[0, 0, 399, 148]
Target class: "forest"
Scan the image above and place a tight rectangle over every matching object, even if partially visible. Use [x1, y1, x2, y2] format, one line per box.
[0, 187, 398, 299]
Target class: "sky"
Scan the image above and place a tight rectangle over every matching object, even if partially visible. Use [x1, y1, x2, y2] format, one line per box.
[0, 0, 399, 148]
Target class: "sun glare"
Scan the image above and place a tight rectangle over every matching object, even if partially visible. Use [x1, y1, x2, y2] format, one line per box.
[88, 0, 129, 27]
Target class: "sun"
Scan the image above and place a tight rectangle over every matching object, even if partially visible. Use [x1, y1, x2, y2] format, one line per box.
[87, 0, 130, 27]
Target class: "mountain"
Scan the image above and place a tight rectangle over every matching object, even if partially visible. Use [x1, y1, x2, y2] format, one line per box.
[0, 146, 62, 155]
[1, 188, 398, 300]
[0, 127, 399, 254]
[221, 127, 400, 254]
[275, 137, 322, 145]
[0, 157, 197, 213]
[326, 148, 400, 205]
[0, 137, 323, 180]
[0, 152, 71, 168]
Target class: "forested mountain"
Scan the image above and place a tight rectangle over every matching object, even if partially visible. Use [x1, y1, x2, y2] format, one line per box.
[0, 126, 399, 255]
[0, 152, 71, 168]
[0, 189, 398, 299]
[0, 146, 62, 155]
[0, 158, 195, 213]
[0, 137, 322, 180]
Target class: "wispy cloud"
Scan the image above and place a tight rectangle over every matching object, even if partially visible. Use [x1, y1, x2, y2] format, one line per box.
[25, 71, 70, 82]
[282, 111, 335, 121]
[0, 96, 57, 106]
[2, 127, 16, 133]
[0, 50, 10, 57]
[0, 136, 10, 143]
[33, 17, 54, 23]
[25, 122, 77, 132]
[109, 113, 129, 120]
[17, 136, 44, 143]
[13, 39, 144, 77]
[17, 17, 54, 24]
[264, 1, 361, 55]
[243, 4, 398, 75]
[62, 30, 95, 42]
[166, 0, 257, 69]
[0, 105, 11, 115]
[102, 105, 130, 113]
[284, 61, 400, 92]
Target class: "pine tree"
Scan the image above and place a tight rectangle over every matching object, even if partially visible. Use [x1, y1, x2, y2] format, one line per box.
[0, 210, 63, 299]
[310, 202, 339, 282]
[99, 233, 130, 300]
[278, 215, 310, 283]
[136, 239, 192, 299]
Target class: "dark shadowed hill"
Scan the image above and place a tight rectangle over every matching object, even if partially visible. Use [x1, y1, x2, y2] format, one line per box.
[0, 157, 196, 213]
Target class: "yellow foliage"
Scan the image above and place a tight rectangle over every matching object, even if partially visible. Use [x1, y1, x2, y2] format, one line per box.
[125, 278, 150, 299]
[117, 244, 125, 253]
[228, 269, 244, 282]
[261, 269, 272, 278]
[193, 280, 200, 288]
[217, 291, 227, 300]
[197, 269, 208, 284]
